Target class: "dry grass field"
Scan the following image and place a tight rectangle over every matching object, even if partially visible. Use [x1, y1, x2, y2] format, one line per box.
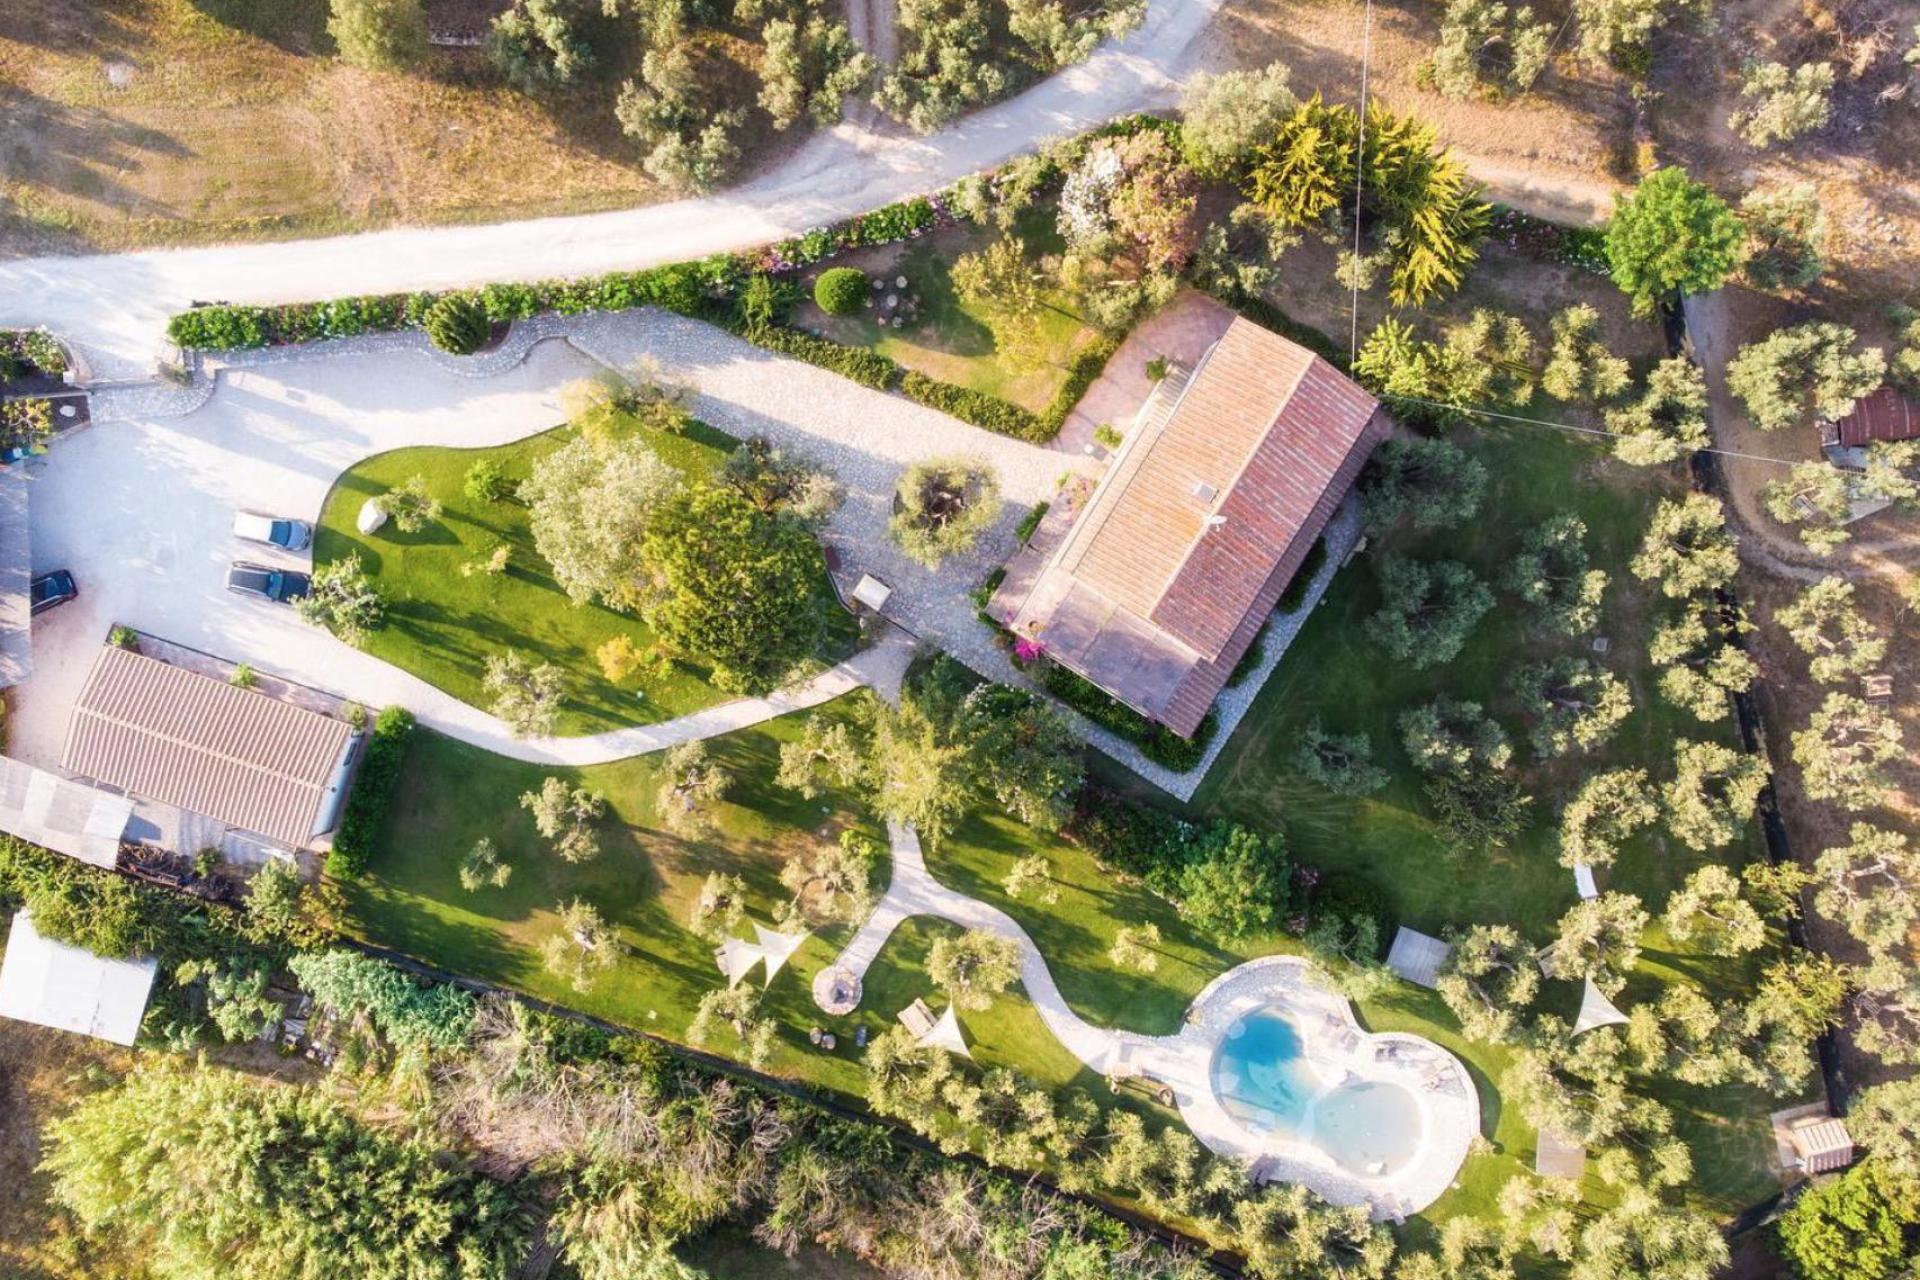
[0, 0, 773, 253]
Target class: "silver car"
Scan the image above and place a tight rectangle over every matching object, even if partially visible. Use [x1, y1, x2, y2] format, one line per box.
[233, 510, 312, 551]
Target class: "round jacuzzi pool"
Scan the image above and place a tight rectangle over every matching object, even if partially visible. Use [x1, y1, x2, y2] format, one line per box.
[1210, 1009, 1424, 1177]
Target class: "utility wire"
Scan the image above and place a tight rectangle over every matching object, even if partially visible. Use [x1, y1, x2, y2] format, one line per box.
[1391, 395, 1806, 468]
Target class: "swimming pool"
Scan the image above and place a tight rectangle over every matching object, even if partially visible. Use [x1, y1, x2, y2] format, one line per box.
[1210, 1009, 1423, 1176]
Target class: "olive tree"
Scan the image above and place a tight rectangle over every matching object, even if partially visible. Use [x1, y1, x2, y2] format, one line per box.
[1725, 322, 1885, 434]
[1729, 61, 1834, 148]
[1429, 0, 1554, 99]
[542, 898, 618, 992]
[1365, 557, 1494, 669]
[1548, 892, 1649, 992]
[1558, 769, 1660, 868]
[1399, 697, 1512, 776]
[1359, 437, 1489, 533]
[1649, 598, 1758, 722]
[1630, 493, 1738, 598]
[329, 0, 428, 70]
[295, 553, 386, 645]
[1541, 304, 1631, 403]
[1294, 719, 1389, 795]
[1178, 61, 1295, 178]
[1662, 739, 1767, 850]
[1662, 865, 1766, 955]
[1763, 460, 1856, 555]
[1776, 576, 1887, 684]
[688, 983, 777, 1067]
[1792, 692, 1904, 810]
[927, 928, 1022, 1011]
[520, 434, 676, 610]
[890, 458, 1002, 567]
[1511, 657, 1633, 757]
[1740, 184, 1826, 290]
[1811, 823, 1916, 957]
[1503, 514, 1608, 635]
[1602, 356, 1709, 465]
[484, 650, 567, 738]
[521, 776, 606, 864]
[1436, 924, 1540, 1043]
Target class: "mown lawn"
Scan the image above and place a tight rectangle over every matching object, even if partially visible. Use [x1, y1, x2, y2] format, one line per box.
[802, 223, 1095, 413]
[348, 420, 1779, 1240]
[314, 410, 854, 736]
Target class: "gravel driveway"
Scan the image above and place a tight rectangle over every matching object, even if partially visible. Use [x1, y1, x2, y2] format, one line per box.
[10, 311, 1083, 768]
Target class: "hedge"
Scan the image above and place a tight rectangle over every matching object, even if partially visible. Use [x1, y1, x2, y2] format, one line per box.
[1040, 660, 1216, 773]
[1037, 336, 1120, 437]
[162, 181, 1113, 446]
[327, 706, 415, 879]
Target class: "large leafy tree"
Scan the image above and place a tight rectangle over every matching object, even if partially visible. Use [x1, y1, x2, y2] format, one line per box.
[1399, 696, 1512, 776]
[641, 483, 832, 694]
[1792, 692, 1905, 810]
[1429, 0, 1553, 99]
[521, 433, 677, 611]
[1179, 61, 1296, 179]
[1661, 864, 1765, 955]
[1511, 656, 1633, 757]
[1776, 1161, 1920, 1280]
[483, 650, 567, 738]
[1604, 167, 1744, 316]
[1630, 493, 1739, 599]
[1294, 718, 1389, 795]
[329, 0, 428, 70]
[1851, 1079, 1920, 1177]
[1365, 557, 1494, 669]
[1176, 824, 1290, 940]
[1436, 923, 1540, 1043]
[1725, 322, 1885, 433]
[757, 15, 874, 131]
[1763, 460, 1858, 555]
[1662, 738, 1768, 850]
[1359, 436, 1489, 532]
[1231, 1181, 1396, 1280]
[1812, 823, 1917, 958]
[1541, 304, 1631, 403]
[42, 1061, 530, 1280]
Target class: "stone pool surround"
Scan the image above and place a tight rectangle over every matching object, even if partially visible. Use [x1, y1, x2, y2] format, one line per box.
[820, 823, 1481, 1220]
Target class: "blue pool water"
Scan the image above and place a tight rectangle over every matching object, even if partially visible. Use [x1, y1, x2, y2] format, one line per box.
[1211, 1010, 1422, 1176]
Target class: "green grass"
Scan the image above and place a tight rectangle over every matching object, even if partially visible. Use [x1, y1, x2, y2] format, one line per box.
[347, 419, 1779, 1238]
[808, 230, 1093, 413]
[314, 411, 853, 736]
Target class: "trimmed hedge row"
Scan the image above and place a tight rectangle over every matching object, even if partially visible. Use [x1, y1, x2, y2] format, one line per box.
[1040, 659, 1217, 773]
[327, 706, 416, 880]
[1037, 336, 1121, 437]
[899, 370, 1044, 440]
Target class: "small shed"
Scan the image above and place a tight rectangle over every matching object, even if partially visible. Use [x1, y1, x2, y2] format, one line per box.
[0, 909, 156, 1046]
[0, 756, 134, 869]
[1535, 1128, 1587, 1180]
[1386, 927, 1450, 990]
[1786, 1115, 1855, 1175]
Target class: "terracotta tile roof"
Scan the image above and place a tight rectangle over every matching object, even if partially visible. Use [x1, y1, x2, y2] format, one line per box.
[1011, 316, 1387, 738]
[1831, 386, 1920, 449]
[61, 646, 354, 849]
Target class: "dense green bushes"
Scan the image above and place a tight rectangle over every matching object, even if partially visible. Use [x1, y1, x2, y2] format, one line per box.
[814, 266, 869, 315]
[422, 294, 492, 355]
[1039, 659, 1217, 771]
[0, 835, 164, 959]
[161, 187, 1085, 443]
[1035, 335, 1120, 436]
[327, 706, 415, 879]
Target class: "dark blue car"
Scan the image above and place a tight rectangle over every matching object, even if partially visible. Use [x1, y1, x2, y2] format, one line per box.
[29, 570, 76, 615]
[226, 561, 310, 603]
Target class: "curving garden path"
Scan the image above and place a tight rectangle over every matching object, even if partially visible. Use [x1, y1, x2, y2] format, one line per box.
[816, 819, 1482, 1220]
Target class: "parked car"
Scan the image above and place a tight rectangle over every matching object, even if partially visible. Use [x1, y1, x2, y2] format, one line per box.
[232, 511, 312, 551]
[29, 570, 77, 615]
[226, 562, 310, 603]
